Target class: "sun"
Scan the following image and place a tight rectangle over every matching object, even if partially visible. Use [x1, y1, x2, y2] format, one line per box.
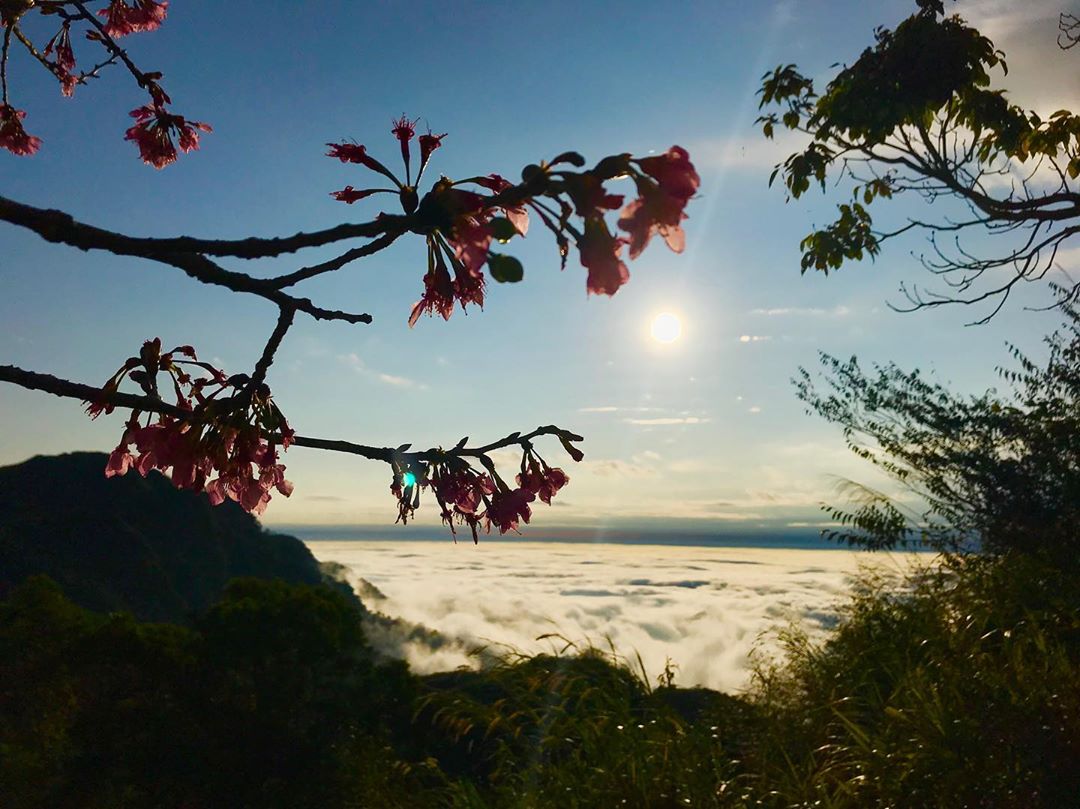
[650, 312, 682, 344]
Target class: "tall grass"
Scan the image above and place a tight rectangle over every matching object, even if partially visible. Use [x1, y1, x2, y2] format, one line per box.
[414, 636, 750, 808]
[748, 553, 1080, 808]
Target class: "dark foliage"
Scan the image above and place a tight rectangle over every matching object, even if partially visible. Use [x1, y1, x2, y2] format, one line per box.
[0, 452, 328, 621]
[0, 576, 415, 809]
[796, 297, 1080, 557]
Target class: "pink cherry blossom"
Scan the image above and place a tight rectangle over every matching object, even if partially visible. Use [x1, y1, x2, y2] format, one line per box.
[125, 105, 211, 169]
[450, 216, 494, 275]
[578, 219, 630, 296]
[44, 24, 77, 96]
[418, 131, 446, 177]
[409, 250, 455, 327]
[330, 186, 381, 204]
[105, 445, 135, 477]
[0, 106, 42, 156]
[637, 145, 700, 205]
[325, 141, 398, 184]
[565, 173, 625, 218]
[391, 114, 417, 178]
[99, 0, 168, 38]
[617, 193, 686, 259]
[486, 487, 536, 534]
[517, 466, 569, 505]
[453, 262, 486, 311]
[617, 146, 699, 258]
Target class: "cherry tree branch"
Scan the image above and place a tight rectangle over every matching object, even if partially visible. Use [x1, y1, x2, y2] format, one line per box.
[249, 306, 295, 389]
[0, 363, 583, 468]
[1, 22, 11, 105]
[69, 1, 158, 92]
[270, 232, 401, 289]
[0, 192, 411, 259]
[0, 195, 376, 324]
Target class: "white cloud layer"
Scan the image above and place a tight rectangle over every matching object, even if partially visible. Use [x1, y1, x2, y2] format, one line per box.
[309, 541, 916, 693]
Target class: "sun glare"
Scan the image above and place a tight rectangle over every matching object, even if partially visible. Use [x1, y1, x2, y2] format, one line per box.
[650, 312, 682, 344]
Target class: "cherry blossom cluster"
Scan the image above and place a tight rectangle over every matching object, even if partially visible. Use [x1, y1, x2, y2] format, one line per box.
[87, 338, 294, 515]
[391, 441, 579, 542]
[0, 0, 209, 167]
[327, 117, 700, 323]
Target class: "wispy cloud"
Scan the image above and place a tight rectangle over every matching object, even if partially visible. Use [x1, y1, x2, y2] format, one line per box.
[378, 373, 419, 388]
[738, 334, 772, 343]
[624, 417, 710, 426]
[749, 305, 850, 317]
[337, 353, 427, 390]
[584, 459, 657, 478]
[579, 406, 664, 414]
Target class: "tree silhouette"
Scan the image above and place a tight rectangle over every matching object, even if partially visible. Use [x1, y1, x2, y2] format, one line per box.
[796, 288, 1080, 558]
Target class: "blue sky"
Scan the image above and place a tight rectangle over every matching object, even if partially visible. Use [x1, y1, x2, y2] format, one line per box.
[1, 0, 1075, 531]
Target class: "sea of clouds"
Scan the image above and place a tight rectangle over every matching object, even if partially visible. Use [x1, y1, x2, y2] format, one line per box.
[308, 540, 915, 693]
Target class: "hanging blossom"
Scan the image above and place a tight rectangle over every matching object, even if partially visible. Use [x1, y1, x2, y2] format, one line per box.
[125, 104, 212, 168]
[326, 118, 524, 326]
[617, 146, 701, 258]
[87, 338, 294, 515]
[43, 23, 77, 97]
[0, 105, 41, 156]
[98, 0, 169, 38]
[327, 117, 699, 323]
[578, 218, 630, 296]
[390, 444, 575, 542]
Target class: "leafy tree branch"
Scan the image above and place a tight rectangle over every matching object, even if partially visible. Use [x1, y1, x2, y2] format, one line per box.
[758, 2, 1080, 321]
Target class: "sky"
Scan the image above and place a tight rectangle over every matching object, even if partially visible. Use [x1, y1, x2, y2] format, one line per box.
[2, 0, 1077, 534]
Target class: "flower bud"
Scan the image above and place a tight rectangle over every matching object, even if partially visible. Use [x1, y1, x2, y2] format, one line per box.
[399, 186, 419, 214]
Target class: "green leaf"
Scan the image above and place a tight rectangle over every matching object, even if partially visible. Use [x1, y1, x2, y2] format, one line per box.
[488, 218, 518, 243]
[487, 253, 524, 283]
